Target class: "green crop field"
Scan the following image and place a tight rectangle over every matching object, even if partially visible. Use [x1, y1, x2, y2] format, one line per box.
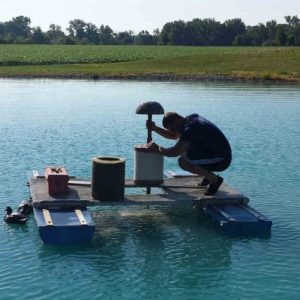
[0, 45, 299, 82]
[0, 45, 221, 65]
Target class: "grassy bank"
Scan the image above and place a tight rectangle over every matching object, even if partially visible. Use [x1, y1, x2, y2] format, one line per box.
[0, 45, 299, 82]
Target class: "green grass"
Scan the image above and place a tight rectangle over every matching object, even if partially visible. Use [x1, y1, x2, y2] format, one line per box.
[0, 45, 299, 82]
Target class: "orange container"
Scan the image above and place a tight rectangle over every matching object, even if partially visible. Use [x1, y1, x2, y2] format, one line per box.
[45, 167, 69, 196]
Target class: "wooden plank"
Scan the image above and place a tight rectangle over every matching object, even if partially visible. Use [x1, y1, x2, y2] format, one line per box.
[68, 180, 91, 186]
[162, 184, 206, 189]
[29, 178, 91, 203]
[30, 175, 249, 208]
[33, 195, 248, 208]
[166, 170, 198, 178]
[68, 179, 207, 190]
[75, 209, 88, 225]
[42, 209, 53, 226]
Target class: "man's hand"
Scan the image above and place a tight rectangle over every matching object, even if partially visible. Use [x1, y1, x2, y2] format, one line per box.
[145, 141, 160, 153]
[146, 120, 157, 131]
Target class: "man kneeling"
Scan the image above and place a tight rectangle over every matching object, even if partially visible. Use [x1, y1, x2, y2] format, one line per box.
[145, 112, 232, 195]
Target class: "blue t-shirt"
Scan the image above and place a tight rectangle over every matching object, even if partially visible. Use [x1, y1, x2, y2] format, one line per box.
[180, 114, 232, 160]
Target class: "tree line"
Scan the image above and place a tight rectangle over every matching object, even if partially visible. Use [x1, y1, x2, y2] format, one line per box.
[0, 15, 299, 46]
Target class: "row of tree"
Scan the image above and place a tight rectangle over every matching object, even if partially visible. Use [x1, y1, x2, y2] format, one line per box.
[0, 15, 299, 46]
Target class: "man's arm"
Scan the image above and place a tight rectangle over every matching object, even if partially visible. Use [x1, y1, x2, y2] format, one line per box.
[147, 121, 179, 140]
[147, 139, 189, 157]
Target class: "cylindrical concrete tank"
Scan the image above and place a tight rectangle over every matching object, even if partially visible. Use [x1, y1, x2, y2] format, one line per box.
[91, 157, 125, 201]
[134, 146, 164, 185]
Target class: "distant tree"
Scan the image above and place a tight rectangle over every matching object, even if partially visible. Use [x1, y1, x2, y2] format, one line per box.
[134, 30, 154, 45]
[85, 23, 99, 44]
[160, 22, 172, 44]
[32, 27, 47, 44]
[262, 20, 278, 45]
[202, 18, 225, 45]
[295, 25, 300, 45]
[285, 15, 300, 45]
[152, 28, 160, 44]
[115, 31, 134, 45]
[64, 36, 76, 45]
[6, 16, 31, 42]
[233, 32, 253, 46]
[266, 20, 277, 36]
[275, 24, 288, 45]
[67, 19, 87, 41]
[160, 20, 186, 45]
[234, 23, 268, 46]
[67, 19, 101, 44]
[0, 22, 6, 43]
[46, 24, 66, 44]
[285, 15, 300, 27]
[223, 18, 246, 45]
[184, 18, 224, 46]
[0, 14, 299, 46]
[184, 20, 198, 45]
[99, 25, 115, 44]
[251, 24, 269, 45]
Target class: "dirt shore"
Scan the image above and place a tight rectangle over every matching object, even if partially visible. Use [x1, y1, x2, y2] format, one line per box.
[1, 73, 299, 84]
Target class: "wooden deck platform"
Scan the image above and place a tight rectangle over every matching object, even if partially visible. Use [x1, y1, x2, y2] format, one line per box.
[28, 171, 271, 241]
[29, 176, 249, 209]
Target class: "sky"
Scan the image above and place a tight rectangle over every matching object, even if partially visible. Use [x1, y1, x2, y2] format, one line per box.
[1, 0, 300, 33]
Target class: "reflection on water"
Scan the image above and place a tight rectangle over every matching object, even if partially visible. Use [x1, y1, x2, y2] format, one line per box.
[36, 207, 233, 298]
[0, 79, 300, 299]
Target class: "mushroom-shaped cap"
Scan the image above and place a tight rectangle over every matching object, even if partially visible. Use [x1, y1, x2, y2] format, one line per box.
[136, 101, 164, 115]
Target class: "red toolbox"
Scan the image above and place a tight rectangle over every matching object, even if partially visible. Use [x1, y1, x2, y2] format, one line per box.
[45, 166, 69, 196]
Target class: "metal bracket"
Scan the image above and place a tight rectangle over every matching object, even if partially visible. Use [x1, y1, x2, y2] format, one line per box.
[42, 209, 53, 226]
[75, 209, 88, 225]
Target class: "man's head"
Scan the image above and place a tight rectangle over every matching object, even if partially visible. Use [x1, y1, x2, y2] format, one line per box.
[162, 112, 185, 133]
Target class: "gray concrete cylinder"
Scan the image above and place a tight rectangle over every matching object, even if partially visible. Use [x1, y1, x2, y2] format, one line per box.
[91, 157, 125, 201]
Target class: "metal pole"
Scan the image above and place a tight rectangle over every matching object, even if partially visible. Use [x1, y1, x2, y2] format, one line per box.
[147, 113, 152, 144]
[146, 113, 152, 194]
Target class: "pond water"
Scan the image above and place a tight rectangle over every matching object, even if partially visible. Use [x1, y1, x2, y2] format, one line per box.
[0, 79, 300, 299]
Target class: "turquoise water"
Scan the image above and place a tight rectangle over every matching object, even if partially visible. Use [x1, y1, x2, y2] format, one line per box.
[0, 79, 300, 299]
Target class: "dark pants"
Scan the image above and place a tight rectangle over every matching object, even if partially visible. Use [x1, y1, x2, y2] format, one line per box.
[180, 154, 231, 172]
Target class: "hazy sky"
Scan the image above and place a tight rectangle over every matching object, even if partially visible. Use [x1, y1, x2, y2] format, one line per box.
[2, 0, 300, 33]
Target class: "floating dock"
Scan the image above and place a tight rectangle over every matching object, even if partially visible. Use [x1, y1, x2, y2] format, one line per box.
[28, 170, 272, 245]
[24, 101, 272, 245]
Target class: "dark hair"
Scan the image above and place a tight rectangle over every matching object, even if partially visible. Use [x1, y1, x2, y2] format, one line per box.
[162, 112, 181, 128]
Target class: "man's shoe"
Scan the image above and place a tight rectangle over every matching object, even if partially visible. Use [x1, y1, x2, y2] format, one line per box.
[198, 177, 209, 187]
[205, 176, 223, 195]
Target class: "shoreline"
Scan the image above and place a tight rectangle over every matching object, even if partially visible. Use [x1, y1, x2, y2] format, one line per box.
[0, 73, 299, 85]
[0, 45, 299, 85]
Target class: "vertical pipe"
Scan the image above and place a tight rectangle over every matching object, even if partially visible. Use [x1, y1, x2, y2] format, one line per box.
[146, 113, 152, 194]
[147, 113, 152, 144]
